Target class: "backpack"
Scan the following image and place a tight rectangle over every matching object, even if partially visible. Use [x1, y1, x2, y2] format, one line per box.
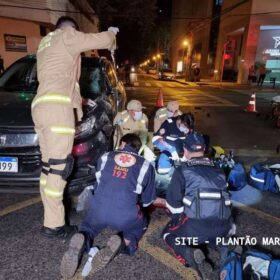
[249, 163, 280, 193]
[212, 147, 247, 191]
[220, 251, 243, 280]
[243, 250, 280, 280]
[228, 163, 247, 191]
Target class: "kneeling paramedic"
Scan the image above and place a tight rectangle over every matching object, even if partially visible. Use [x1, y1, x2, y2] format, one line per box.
[61, 134, 157, 279]
[152, 113, 195, 174]
[31, 16, 119, 238]
[162, 132, 235, 279]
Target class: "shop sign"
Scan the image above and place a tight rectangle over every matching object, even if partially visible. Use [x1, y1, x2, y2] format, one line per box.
[263, 37, 280, 57]
[4, 34, 27, 52]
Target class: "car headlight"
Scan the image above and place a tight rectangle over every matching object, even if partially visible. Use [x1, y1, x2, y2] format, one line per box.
[75, 116, 96, 139]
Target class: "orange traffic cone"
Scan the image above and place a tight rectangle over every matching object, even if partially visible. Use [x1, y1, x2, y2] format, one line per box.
[245, 92, 257, 112]
[156, 88, 164, 108]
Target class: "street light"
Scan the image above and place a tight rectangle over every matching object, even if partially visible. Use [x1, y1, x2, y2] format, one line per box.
[156, 54, 161, 72]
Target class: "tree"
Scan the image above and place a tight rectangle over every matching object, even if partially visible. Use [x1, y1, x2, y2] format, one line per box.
[88, 0, 158, 64]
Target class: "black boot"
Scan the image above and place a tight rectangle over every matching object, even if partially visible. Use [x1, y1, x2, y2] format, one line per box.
[193, 249, 216, 280]
[40, 225, 77, 239]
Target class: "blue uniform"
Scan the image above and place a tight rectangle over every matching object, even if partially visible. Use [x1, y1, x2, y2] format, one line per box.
[162, 158, 233, 267]
[79, 145, 156, 255]
[153, 117, 186, 174]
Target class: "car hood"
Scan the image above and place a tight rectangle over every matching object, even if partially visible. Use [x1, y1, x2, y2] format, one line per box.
[0, 90, 35, 128]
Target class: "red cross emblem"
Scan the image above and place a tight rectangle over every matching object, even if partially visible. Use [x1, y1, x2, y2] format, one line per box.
[119, 154, 132, 164]
[114, 153, 136, 167]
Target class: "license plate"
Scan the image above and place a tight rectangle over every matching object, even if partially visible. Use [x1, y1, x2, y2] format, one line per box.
[0, 157, 18, 173]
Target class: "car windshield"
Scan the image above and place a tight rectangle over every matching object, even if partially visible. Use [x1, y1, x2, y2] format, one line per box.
[0, 56, 104, 99]
[79, 57, 105, 99]
[0, 59, 38, 92]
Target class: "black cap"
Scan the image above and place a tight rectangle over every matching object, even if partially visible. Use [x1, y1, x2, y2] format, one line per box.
[183, 132, 205, 152]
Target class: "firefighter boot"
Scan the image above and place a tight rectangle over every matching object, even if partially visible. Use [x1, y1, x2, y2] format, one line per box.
[41, 225, 77, 239]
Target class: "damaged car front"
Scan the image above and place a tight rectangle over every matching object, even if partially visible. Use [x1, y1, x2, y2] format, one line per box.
[0, 55, 126, 193]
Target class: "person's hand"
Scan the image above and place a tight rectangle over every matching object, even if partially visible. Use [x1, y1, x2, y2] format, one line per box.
[143, 146, 156, 162]
[83, 98, 96, 107]
[170, 151, 180, 161]
[108, 27, 119, 35]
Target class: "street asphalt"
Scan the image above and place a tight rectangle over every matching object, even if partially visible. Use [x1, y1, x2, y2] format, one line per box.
[0, 73, 279, 280]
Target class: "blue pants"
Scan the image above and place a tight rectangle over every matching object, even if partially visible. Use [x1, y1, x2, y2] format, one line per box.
[153, 139, 176, 174]
[162, 214, 230, 267]
[157, 151, 173, 173]
[79, 201, 147, 255]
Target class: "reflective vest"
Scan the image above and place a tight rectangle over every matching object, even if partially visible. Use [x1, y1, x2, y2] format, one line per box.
[181, 157, 232, 220]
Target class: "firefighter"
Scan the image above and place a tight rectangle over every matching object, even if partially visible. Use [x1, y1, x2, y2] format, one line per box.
[152, 113, 195, 174]
[31, 16, 119, 238]
[154, 101, 182, 133]
[60, 134, 159, 279]
[162, 132, 235, 279]
[113, 100, 155, 161]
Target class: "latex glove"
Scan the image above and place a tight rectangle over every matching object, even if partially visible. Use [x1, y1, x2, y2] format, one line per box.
[84, 98, 96, 107]
[170, 151, 180, 161]
[143, 146, 156, 162]
[108, 27, 119, 35]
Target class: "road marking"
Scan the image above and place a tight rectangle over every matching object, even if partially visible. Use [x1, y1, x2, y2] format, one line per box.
[0, 196, 41, 217]
[188, 82, 199, 87]
[139, 202, 280, 279]
[233, 201, 280, 225]
[167, 83, 176, 87]
[139, 217, 200, 280]
[199, 91, 238, 106]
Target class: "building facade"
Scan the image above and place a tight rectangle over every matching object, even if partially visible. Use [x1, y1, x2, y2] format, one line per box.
[171, 0, 280, 84]
[0, 0, 98, 68]
[170, 0, 217, 80]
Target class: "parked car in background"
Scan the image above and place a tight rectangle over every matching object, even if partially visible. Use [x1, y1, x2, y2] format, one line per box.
[158, 69, 175, 80]
[146, 67, 157, 74]
[0, 55, 126, 194]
